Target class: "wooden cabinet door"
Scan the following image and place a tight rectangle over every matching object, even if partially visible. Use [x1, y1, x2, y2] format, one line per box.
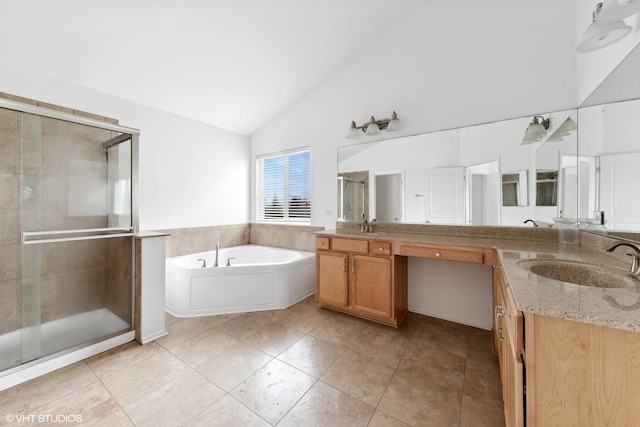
[316, 251, 349, 307]
[494, 275, 506, 395]
[504, 329, 524, 427]
[351, 255, 392, 319]
[495, 266, 524, 427]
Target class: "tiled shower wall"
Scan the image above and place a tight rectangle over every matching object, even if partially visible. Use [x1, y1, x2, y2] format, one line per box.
[158, 223, 324, 257]
[0, 93, 131, 335]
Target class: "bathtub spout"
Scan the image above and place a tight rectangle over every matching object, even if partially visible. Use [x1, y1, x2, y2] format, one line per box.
[214, 242, 220, 267]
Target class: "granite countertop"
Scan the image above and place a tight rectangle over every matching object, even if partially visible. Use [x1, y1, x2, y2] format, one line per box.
[316, 229, 640, 332]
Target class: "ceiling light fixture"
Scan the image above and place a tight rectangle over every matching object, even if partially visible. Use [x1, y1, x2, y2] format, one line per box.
[346, 111, 402, 138]
[521, 116, 550, 145]
[577, 2, 633, 53]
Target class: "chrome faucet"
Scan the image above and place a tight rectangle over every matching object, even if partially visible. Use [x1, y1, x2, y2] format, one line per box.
[197, 258, 207, 268]
[523, 219, 538, 227]
[214, 242, 220, 267]
[360, 214, 369, 233]
[604, 241, 640, 280]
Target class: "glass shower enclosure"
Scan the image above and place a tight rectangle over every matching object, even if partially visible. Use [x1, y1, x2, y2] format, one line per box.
[0, 99, 138, 377]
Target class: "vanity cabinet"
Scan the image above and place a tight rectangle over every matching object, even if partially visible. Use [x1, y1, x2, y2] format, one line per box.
[494, 266, 524, 427]
[315, 236, 407, 327]
[525, 314, 640, 426]
[496, 263, 640, 426]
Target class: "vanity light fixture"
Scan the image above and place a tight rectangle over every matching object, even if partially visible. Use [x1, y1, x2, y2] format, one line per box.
[346, 111, 401, 138]
[577, 2, 633, 53]
[521, 116, 550, 145]
[546, 117, 577, 142]
[596, 0, 640, 24]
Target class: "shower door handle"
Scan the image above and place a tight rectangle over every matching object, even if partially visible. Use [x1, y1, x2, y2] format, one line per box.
[22, 227, 134, 244]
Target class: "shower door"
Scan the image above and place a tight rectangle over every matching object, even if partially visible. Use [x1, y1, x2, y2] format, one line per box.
[0, 105, 137, 373]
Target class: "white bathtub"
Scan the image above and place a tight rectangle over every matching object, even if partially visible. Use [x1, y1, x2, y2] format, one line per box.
[165, 245, 316, 317]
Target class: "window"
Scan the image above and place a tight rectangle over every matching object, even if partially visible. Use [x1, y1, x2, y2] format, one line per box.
[256, 148, 311, 222]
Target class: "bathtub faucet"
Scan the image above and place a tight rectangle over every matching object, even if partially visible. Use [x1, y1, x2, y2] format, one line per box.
[214, 242, 220, 267]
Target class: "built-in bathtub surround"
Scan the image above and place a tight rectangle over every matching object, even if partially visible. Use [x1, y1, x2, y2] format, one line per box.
[250, 223, 324, 252]
[157, 223, 324, 258]
[166, 245, 315, 317]
[156, 224, 250, 258]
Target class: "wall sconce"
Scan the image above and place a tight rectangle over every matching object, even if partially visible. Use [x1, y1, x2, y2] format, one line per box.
[521, 116, 550, 145]
[346, 111, 401, 138]
[546, 117, 577, 142]
[577, 2, 636, 53]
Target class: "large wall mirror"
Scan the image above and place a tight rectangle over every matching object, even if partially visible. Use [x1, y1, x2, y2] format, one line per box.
[577, 97, 640, 237]
[338, 109, 578, 228]
[337, 99, 640, 242]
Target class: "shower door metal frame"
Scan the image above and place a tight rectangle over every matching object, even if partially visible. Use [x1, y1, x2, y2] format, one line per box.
[0, 97, 140, 375]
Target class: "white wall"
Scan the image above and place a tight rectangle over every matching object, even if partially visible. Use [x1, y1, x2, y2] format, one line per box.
[408, 259, 494, 330]
[251, 0, 577, 230]
[0, 64, 250, 231]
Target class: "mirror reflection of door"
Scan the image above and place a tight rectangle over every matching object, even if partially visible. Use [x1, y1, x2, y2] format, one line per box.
[600, 152, 640, 230]
[466, 161, 500, 225]
[374, 173, 404, 222]
[560, 155, 578, 219]
[423, 167, 465, 224]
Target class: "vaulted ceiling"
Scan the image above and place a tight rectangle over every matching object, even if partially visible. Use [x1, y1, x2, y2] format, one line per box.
[0, 0, 425, 135]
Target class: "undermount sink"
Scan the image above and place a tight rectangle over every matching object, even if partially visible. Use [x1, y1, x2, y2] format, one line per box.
[517, 259, 636, 288]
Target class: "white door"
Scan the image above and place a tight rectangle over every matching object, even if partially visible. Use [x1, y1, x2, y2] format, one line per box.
[423, 167, 465, 224]
[466, 161, 500, 225]
[600, 152, 640, 230]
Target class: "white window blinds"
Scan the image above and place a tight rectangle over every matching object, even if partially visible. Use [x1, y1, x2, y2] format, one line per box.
[256, 148, 311, 222]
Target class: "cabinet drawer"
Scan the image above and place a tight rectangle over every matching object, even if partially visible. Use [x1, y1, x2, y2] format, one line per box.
[397, 244, 485, 264]
[332, 238, 369, 254]
[369, 241, 392, 256]
[316, 237, 330, 250]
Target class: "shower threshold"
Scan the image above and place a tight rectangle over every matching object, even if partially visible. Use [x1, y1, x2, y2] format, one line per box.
[0, 308, 130, 374]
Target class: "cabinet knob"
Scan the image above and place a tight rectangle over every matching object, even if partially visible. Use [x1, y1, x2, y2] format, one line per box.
[435, 252, 441, 257]
[378, 247, 384, 251]
[319, 242, 325, 246]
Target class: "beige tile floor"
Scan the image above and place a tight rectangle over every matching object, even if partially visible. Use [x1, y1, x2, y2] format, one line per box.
[0, 296, 505, 426]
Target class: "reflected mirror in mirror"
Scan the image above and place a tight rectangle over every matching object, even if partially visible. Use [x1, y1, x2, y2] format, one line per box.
[502, 170, 528, 206]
